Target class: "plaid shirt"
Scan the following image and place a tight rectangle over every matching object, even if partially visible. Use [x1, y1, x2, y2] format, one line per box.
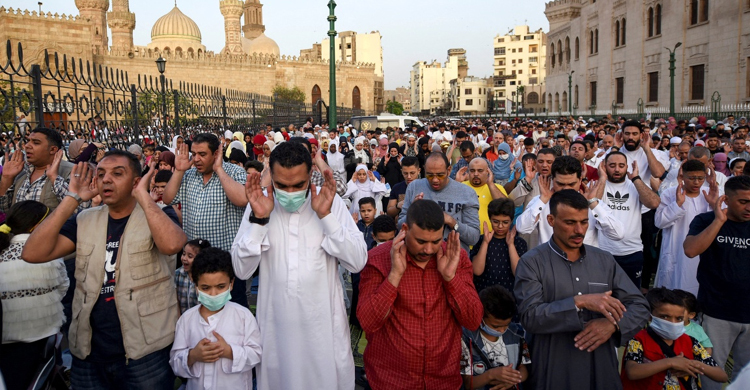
[0, 164, 68, 212]
[172, 163, 247, 250]
[311, 169, 347, 197]
[174, 267, 198, 314]
[358, 241, 483, 390]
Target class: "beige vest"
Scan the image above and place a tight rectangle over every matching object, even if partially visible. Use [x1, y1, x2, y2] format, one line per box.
[68, 203, 179, 360]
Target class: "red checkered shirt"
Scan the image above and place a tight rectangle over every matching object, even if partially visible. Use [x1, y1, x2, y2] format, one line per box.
[358, 240, 483, 390]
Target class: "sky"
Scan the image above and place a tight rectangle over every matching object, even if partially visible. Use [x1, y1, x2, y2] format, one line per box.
[5, 0, 549, 90]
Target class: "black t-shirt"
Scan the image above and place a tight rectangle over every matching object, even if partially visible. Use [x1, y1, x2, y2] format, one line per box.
[389, 181, 408, 204]
[688, 212, 750, 324]
[60, 205, 179, 361]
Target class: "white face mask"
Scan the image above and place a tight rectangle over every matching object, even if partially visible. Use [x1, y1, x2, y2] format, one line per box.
[499, 154, 510, 160]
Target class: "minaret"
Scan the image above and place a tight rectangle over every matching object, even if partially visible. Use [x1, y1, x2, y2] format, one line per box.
[220, 0, 244, 54]
[242, 0, 265, 40]
[108, 0, 136, 52]
[75, 0, 110, 53]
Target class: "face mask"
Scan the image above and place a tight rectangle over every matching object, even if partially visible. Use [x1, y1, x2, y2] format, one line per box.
[275, 187, 308, 213]
[198, 288, 231, 312]
[480, 321, 505, 338]
[650, 315, 685, 340]
[499, 154, 510, 160]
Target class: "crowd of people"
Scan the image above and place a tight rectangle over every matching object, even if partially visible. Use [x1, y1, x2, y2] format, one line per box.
[0, 113, 749, 390]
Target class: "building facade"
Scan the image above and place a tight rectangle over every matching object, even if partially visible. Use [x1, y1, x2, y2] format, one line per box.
[492, 25, 547, 114]
[0, 0, 378, 115]
[449, 77, 493, 115]
[410, 49, 469, 115]
[543, 0, 750, 115]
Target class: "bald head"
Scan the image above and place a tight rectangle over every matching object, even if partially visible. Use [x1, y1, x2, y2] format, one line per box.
[468, 158, 492, 187]
[602, 135, 614, 149]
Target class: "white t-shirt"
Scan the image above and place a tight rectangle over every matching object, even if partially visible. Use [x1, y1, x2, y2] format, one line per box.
[598, 179, 643, 256]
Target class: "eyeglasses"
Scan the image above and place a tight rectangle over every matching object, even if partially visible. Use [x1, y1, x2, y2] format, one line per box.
[425, 172, 447, 180]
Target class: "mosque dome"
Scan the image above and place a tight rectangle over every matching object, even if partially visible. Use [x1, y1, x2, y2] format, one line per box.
[151, 6, 202, 43]
[242, 33, 280, 57]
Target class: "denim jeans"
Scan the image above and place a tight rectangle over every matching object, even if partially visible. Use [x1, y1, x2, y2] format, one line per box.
[71, 345, 174, 390]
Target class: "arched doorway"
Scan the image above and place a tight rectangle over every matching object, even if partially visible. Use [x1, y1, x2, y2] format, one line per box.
[352, 86, 361, 110]
[311, 85, 321, 105]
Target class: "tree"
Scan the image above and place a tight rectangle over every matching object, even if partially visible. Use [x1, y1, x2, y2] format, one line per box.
[272, 85, 305, 103]
[386, 99, 404, 115]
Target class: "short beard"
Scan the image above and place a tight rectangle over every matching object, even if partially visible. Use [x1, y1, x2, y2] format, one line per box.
[609, 174, 626, 183]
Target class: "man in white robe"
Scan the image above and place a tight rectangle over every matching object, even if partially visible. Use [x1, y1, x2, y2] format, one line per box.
[232, 141, 367, 390]
[655, 159, 719, 296]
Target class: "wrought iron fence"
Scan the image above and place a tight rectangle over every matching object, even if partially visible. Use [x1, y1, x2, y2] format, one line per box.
[0, 40, 365, 152]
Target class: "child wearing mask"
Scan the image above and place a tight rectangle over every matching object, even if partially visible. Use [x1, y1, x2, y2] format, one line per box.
[460, 285, 530, 390]
[621, 287, 726, 390]
[170, 248, 261, 389]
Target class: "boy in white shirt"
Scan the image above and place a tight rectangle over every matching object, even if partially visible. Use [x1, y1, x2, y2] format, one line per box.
[170, 248, 262, 390]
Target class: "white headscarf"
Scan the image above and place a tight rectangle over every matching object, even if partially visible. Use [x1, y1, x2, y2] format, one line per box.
[354, 164, 373, 192]
[353, 137, 369, 164]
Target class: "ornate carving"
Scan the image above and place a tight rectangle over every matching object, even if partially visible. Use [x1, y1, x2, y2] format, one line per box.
[74, 0, 109, 11]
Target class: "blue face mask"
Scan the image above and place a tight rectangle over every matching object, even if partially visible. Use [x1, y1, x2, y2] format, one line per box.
[274, 187, 308, 213]
[480, 321, 505, 338]
[198, 288, 231, 312]
[650, 315, 685, 340]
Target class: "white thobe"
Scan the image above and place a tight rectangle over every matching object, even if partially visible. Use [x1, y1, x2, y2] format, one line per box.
[654, 187, 712, 296]
[231, 192, 367, 390]
[170, 302, 262, 390]
[515, 195, 624, 248]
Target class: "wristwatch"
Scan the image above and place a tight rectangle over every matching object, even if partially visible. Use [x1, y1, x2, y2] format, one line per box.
[65, 191, 83, 204]
[453, 222, 459, 232]
[249, 213, 270, 226]
[587, 197, 600, 205]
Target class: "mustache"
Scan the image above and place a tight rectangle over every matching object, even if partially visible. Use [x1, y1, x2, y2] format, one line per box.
[570, 234, 585, 240]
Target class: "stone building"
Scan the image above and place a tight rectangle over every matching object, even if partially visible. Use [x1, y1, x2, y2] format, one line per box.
[410, 49, 469, 115]
[492, 25, 547, 114]
[543, 0, 750, 115]
[0, 0, 379, 114]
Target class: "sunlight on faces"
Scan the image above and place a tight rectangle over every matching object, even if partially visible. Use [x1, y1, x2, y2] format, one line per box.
[547, 204, 588, 250]
[359, 203, 376, 225]
[96, 155, 139, 205]
[181, 244, 199, 273]
[424, 158, 450, 191]
[403, 223, 443, 263]
[24, 132, 56, 166]
[196, 271, 233, 297]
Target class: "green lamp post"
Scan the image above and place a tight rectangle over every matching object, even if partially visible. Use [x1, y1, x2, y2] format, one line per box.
[666, 42, 682, 118]
[567, 70, 574, 113]
[327, 0, 337, 128]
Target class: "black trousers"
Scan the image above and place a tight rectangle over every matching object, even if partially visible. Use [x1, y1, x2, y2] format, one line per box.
[640, 209, 661, 289]
[0, 338, 49, 390]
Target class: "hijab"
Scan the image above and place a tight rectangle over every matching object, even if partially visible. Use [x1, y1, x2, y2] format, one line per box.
[354, 164, 373, 192]
[353, 137, 369, 164]
[263, 140, 276, 153]
[68, 139, 87, 160]
[252, 134, 267, 156]
[230, 140, 245, 153]
[158, 151, 175, 169]
[128, 144, 145, 168]
[171, 135, 182, 152]
[492, 143, 515, 180]
[713, 152, 731, 176]
[74, 143, 98, 164]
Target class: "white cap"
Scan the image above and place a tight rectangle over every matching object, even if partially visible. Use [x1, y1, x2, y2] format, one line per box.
[670, 137, 682, 144]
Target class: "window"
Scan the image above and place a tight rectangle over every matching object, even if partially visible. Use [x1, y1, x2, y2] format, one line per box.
[530, 45, 538, 53]
[519, 59, 523, 64]
[494, 47, 506, 55]
[512, 70, 517, 75]
[691, 0, 709, 25]
[512, 59, 517, 64]
[529, 57, 538, 63]
[656, 5, 662, 34]
[519, 48, 523, 53]
[590, 81, 597, 106]
[575, 37, 580, 60]
[312, 85, 321, 105]
[499, 91, 505, 97]
[589, 31, 594, 54]
[347, 43, 352, 49]
[595, 29, 599, 53]
[512, 49, 517, 53]
[690, 64, 705, 100]
[525, 35, 535, 40]
[648, 72, 659, 102]
[498, 38, 505, 43]
[615, 20, 620, 47]
[615, 77, 624, 104]
[352, 86, 361, 109]
[465, 89, 472, 95]
[551, 43, 556, 67]
[465, 99, 474, 106]
[557, 40, 563, 65]
[565, 37, 570, 63]
[621, 19, 626, 45]
[519, 70, 523, 74]
[532, 69, 537, 75]
[527, 92, 539, 104]
[529, 77, 538, 84]
[648, 7, 654, 37]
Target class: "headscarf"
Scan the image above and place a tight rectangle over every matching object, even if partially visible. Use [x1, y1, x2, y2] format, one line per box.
[492, 143, 515, 180]
[273, 132, 285, 145]
[713, 153, 730, 176]
[263, 140, 276, 153]
[74, 143, 98, 164]
[128, 144, 145, 168]
[354, 164, 373, 191]
[252, 134, 267, 156]
[224, 130, 233, 140]
[227, 131, 246, 158]
[171, 135, 182, 152]
[158, 151, 175, 169]
[375, 137, 389, 158]
[68, 139, 87, 160]
[229, 140, 245, 152]
[353, 137, 369, 164]
[229, 148, 248, 165]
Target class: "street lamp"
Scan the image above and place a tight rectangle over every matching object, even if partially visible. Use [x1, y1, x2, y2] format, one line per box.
[666, 42, 682, 118]
[155, 56, 167, 129]
[327, 0, 337, 129]
[38, 2, 42, 13]
[567, 70, 575, 114]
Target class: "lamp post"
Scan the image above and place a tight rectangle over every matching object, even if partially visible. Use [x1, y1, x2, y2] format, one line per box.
[38, 2, 42, 13]
[567, 70, 574, 114]
[666, 42, 681, 118]
[155, 56, 167, 129]
[327, 0, 337, 129]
